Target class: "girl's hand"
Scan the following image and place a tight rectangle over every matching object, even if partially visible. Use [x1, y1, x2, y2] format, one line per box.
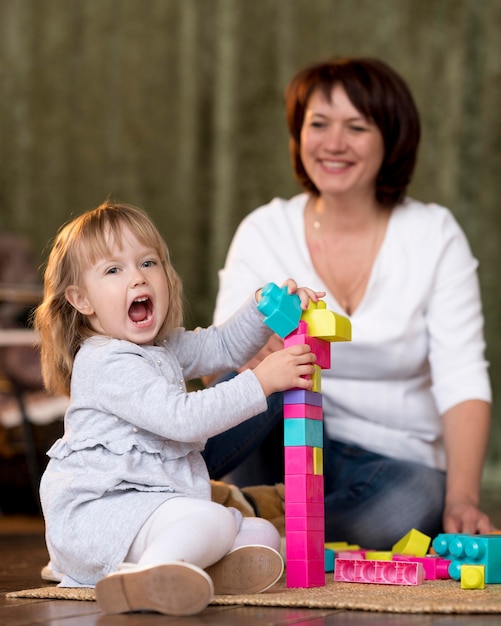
[280, 278, 326, 310]
[253, 344, 317, 397]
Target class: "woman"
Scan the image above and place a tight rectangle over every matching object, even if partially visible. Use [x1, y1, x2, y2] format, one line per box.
[202, 57, 494, 549]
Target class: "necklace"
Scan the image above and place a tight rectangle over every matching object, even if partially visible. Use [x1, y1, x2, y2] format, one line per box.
[308, 198, 386, 316]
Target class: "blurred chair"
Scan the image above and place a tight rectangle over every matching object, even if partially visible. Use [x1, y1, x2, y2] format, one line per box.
[0, 233, 66, 513]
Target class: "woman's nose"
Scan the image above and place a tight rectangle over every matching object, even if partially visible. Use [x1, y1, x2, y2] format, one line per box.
[325, 125, 346, 151]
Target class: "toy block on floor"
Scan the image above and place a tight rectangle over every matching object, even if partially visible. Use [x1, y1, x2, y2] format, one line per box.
[286, 559, 325, 587]
[257, 282, 302, 338]
[334, 558, 425, 586]
[393, 555, 451, 580]
[461, 564, 485, 589]
[432, 534, 501, 583]
[300, 300, 352, 341]
[392, 528, 431, 557]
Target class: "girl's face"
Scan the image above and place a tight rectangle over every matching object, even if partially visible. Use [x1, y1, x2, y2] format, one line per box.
[300, 84, 385, 203]
[65, 225, 170, 345]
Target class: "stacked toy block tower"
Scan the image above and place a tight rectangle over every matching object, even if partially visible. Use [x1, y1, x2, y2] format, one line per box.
[257, 284, 351, 588]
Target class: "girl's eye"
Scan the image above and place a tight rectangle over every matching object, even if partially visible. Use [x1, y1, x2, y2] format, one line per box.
[142, 259, 157, 268]
[105, 267, 120, 275]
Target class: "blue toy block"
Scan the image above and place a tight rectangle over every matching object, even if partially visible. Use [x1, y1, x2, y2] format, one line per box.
[284, 418, 323, 447]
[432, 533, 501, 583]
[257, 282, 302, 338]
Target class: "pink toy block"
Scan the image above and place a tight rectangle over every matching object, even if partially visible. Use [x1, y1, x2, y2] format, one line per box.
[285, 446, 315, 474]
[336, 550, 366, 560]
[285, 501, 324, 519]
[284, 403, 323, 420]
[257, 282, 302, 338]
[286, 559, 325, 588]
[287, 530, 325, 560]
[284, 332, 331, 369]
[284, 389, 322, 406]
[334, 559, 425, 586]
[285, 474, 324, 503]
[393, 555, 451, 580]
[286, 515, 325, 532]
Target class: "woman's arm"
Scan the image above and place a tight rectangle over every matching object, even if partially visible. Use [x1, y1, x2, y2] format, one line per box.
[442, 399, 495, 533]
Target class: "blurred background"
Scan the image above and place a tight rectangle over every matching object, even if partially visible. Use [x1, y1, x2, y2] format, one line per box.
[1, 0, 501, 492]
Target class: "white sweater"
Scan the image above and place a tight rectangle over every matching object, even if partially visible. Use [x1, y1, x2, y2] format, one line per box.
[214, 194, 491, 471]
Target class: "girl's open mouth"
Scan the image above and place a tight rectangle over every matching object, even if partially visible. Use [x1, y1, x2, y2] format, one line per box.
[128, 296, 153, 325]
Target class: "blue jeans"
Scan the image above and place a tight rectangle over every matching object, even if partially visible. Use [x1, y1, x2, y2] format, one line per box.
[202, 372, 446, 550]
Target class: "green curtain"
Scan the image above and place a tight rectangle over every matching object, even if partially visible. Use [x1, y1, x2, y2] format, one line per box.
[1, 0, 501, 477]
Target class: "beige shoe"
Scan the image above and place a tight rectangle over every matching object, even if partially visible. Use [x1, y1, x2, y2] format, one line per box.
[206, 545, 284, 595]
[95, 562, 214, 616]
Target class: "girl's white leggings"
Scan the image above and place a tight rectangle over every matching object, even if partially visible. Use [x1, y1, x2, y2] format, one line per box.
[125, 496, 281, 570]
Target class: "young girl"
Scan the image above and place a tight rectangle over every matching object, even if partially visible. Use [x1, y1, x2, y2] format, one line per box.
[34, 201, 322, 617]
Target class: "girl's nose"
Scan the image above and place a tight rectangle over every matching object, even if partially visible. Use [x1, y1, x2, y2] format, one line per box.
[130, 269, 147, 287]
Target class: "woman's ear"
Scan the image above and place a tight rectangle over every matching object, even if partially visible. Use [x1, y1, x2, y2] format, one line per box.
[65, 285, 94, 316]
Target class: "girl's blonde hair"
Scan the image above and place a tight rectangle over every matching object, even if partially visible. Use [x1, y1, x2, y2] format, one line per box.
[34, 201, 183, 396]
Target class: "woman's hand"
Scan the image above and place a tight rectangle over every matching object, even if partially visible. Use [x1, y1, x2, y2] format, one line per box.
[443, 501, 495, 534]
[253, 343, 317, 397]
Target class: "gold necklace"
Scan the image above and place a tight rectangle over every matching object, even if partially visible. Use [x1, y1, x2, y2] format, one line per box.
[308, 198, 385, 316]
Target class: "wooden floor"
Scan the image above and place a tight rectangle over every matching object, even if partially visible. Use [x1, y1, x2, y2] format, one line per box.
[2, 498, 501, 626]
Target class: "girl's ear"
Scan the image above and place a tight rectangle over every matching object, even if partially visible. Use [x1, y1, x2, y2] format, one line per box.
[65, 285, 94, 316]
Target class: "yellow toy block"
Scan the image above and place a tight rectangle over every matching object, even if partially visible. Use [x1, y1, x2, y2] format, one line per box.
[300, 300, 352, 342]
[365, 551, 393, 561]
[392, 528, 431, 557]
[313, 447, 323, 476]
[311, 364, 321, 392]
[461, 564, 485, 589]
[324, 542, 360, 551]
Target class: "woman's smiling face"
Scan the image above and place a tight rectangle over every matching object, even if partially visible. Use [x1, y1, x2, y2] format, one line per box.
[300, 84, 385, 203]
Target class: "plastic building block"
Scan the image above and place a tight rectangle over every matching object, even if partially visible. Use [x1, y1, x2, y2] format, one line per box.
[393, 555, 451, 580]
[300, 300, 352, 341]
[286, 514, 325, 532]
[283, 403, 323, 420]
[284, 327, 332, 369]
[432, 534, 501, 583]
[334, 559, 425, 586]
[286, 559, 325, 588]
[392, 528, 431, 557]
[287, 530, 325, 560]
[461, 564, 485, 589]
[285, 446, 315, 474]
[325, 549, 335, 572]
[285, 501, 324, 519]
[284, 418, 323, 447]
[336, 550, 366, 560]
[285, 474, 324, 503]
[257, 282, 302, 337]
[284, 389, 322, 407]
[365, 551, 392, 561]
[313, 446, 323, 475]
